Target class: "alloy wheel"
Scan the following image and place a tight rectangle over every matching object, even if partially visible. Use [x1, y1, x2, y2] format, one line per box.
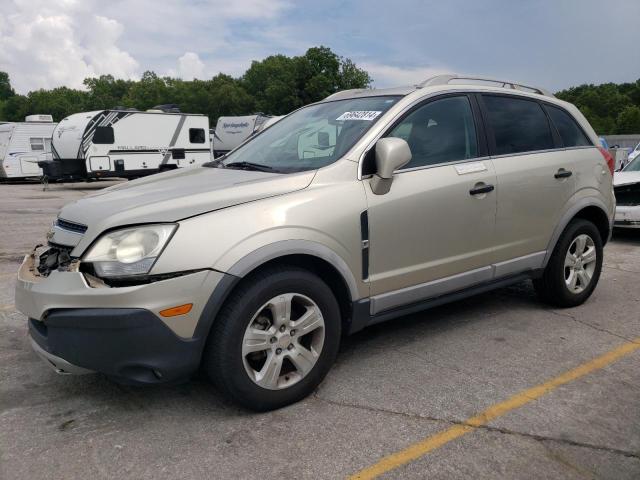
[241, 293, 325, 390]
[564, 234, 597, 294]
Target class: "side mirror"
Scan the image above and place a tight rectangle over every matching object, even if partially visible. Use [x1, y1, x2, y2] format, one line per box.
[370, 137, 412, 195]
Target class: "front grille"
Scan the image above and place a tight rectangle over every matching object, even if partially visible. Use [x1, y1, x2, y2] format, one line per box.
[56, 218, 88, 234]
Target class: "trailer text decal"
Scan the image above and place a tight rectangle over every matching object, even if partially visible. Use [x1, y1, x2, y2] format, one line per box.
[336, 111, 382, 121]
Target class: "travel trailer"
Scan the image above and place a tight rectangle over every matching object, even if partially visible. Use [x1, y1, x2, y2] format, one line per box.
[40, 106, 210, 180]
[0, 115, 57, 180]
[211, 114, 273, 158]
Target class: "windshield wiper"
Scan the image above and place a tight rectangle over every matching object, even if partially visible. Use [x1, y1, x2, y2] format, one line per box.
[224, 161, 278, 173]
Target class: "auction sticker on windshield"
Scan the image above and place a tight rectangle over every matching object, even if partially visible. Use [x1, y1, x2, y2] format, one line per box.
[336, 111, 382, 121]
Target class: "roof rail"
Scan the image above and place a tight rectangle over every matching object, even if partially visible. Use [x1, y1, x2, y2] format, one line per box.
[418, 74, 554, 98]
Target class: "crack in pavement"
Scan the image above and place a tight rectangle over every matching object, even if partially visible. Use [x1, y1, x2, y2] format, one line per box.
[603, 265, 640, 276]
[313, 395, 640, 461]
[547, 309, 640, 345]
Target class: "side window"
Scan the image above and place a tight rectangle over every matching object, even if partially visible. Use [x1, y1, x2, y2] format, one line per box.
[30, 137, 44, 151]
[546, 105, 591, 147]
[92, 126, 114, 144]
[388, 96, 478, 169]
[189, 128, 205, 143]
[483, 95, 554, 155]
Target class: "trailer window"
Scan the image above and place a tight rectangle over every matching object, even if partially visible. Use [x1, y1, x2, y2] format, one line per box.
[30, 138, 44, 151]
[189, 128, 205, 143]
[93, 126, 115, 144]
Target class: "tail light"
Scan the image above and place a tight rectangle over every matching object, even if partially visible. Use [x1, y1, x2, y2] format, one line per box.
[598, 146, 615, 175]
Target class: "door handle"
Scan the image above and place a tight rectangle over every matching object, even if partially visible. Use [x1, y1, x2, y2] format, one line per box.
[469, 184, 495, 196]
[554, 169, 573, 179]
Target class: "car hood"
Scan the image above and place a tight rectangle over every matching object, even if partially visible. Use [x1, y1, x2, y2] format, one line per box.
[613, 171, 640, 187]
[55, 166, 315, 249]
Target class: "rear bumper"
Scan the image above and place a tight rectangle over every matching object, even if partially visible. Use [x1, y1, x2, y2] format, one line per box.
[28, 309, 201, 384]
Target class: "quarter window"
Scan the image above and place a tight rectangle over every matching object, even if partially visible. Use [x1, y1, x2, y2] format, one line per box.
[483, 95, 554, 155]
[189, 128, 205, 143]
[388, 96, 478, 169]
[546, 105, 591, 147]
[29, 137, 44, 151]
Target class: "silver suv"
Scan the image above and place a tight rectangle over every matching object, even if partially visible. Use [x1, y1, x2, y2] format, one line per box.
[15, 75, 615, 411]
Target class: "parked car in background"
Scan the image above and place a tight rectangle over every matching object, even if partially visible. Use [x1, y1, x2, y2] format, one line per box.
[599, 136, 609, 150]
[614, 155, 640, 229]
[39, 105, 210, 181]
[0, 115, 56, 180]
[628, 141, 640, 163]
[15, 74, 615, 411]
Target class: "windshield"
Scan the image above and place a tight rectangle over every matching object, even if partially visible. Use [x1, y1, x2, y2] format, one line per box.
[219, 96, 400, 173]
[623, 155, 640, 172]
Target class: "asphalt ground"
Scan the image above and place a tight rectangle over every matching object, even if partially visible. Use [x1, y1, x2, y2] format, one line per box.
[1, 180, 639, 479]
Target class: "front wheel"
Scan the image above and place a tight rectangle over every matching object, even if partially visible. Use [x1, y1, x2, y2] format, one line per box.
[203, 266, 341, 411]
[534, 219, 603, 307]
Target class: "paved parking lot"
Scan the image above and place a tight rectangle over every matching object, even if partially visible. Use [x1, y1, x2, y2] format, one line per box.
[1, 181, 639, 479]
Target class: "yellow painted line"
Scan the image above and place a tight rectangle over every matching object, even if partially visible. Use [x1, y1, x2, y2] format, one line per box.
[0, 304, 15, 312]
[350, 338, 640, 480]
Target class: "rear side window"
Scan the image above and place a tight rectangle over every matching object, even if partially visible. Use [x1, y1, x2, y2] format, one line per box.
[388, 96, 478, 169]
[92, 126, 114, 144]
[483, 95, 554, 155]
[189, 128, 205, 143]
[546, 105, 591, 147]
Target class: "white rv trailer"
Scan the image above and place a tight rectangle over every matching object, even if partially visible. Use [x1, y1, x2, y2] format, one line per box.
[211, 114, 273, 158]
[0, 115, 57, 179]
[42, 107, 210, 180]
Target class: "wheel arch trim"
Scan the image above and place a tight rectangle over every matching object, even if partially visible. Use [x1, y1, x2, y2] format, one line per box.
[225, 240, 360, 301]
[543, 196, 612, 267]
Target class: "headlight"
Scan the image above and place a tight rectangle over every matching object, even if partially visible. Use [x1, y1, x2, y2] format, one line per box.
[83, 224, 177, 278]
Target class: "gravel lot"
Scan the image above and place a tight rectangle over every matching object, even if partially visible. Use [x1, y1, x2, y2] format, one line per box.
[1, 180, 639, 479]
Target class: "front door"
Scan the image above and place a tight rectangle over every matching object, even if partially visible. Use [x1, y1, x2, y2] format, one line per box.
[364, 95, 498, 313]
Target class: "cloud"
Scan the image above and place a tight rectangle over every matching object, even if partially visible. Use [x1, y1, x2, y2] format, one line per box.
[0, 0, 139, 93]
[177, 52, 205, 80]
[361, 63, 453, 88]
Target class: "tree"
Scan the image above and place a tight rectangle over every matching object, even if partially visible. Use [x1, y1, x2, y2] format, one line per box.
[0, 72, 15, 101]
[84, 75, 134, 110]
[616, 105, 640, 134]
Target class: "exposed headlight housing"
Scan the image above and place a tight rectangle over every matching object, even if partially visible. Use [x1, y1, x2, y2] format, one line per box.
[83, 224, 177, 278]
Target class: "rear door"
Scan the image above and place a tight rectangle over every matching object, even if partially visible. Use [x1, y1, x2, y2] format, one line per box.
[479, 94, 574, 269]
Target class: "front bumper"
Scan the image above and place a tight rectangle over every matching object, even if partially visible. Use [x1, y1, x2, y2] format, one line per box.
[614, 205, 640, 229]
[28, 308, 202, 384]
[15, 253, 232, 384]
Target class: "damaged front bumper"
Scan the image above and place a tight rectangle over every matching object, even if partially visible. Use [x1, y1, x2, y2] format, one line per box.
[614, 205, 640, 229]
[15, 247, 231, 384]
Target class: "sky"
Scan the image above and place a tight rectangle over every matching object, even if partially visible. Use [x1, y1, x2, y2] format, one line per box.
[0, 0, 638, 94]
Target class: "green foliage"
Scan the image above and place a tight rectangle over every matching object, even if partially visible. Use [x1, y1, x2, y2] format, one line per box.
[0, 47, 371, 124]
[0, 72, 15, 101]
[555, 80, 640, 134]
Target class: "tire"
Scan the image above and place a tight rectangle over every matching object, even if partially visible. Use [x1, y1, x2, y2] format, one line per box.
[203, 265, 341, 411]
[534, 219, 603, 308]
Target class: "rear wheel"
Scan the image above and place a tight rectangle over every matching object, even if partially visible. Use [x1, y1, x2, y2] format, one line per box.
[203, 266, 341, 411]
[534, 219, 603, 307]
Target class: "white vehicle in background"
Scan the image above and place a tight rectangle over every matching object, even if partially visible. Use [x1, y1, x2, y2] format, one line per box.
[613, 155, 640, 229]
[627, 141, 640, 164]
[212, 114, 273, 158]
[0, 115, 57, 180]
[41, 105, 210, 181]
